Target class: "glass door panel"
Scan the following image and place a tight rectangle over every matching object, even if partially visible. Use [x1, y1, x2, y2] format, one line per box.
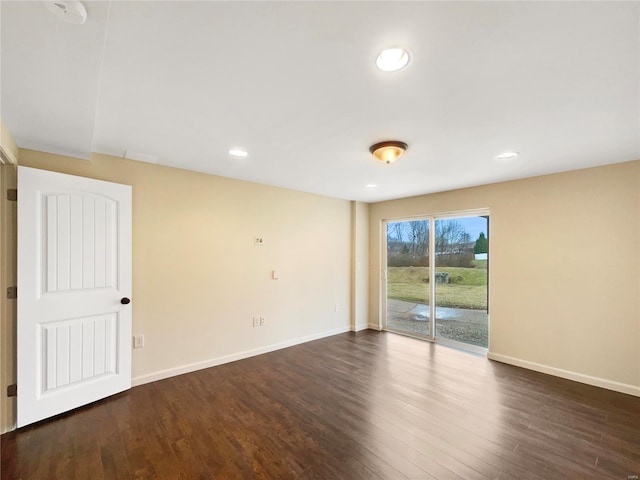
[434, 216, 489, 349]
[385, 219, 430, 337]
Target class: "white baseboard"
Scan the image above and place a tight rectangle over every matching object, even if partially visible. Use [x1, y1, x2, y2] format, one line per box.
[488, 352, 640, 397]
[0, 419, 15, 435]
[132, 326, 351, 387]
[352, 323, 369, 332]
[367, 323, 382, 331]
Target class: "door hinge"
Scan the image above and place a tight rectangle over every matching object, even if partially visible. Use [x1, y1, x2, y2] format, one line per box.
[7, 286, 17, 299]
[7, 189, 17, 201]
[7, 384, 17, 397]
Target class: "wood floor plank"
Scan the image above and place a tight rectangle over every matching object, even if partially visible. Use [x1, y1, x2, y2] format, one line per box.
[2, 331, 640, 479]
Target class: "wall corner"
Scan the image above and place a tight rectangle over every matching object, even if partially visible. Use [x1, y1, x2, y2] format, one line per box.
[351, 201, 370, 331]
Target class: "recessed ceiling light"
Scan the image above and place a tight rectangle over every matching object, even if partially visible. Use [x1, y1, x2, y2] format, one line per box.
[376, 48, 410, 72]
[44, 1, 87, 25]
[495, 152, 519, 161]
[229, 148, 248, 158]
[365, 184, 378, 188]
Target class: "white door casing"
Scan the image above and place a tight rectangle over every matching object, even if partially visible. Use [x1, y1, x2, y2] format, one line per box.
[17, 166, 132, 427]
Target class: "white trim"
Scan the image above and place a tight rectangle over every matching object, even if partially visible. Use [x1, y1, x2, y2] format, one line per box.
[428, 217, 435, 336]
[380, 208, 490, 224]
[436, 336, 488, 356]
[432, 207, 490, 221]
[488, 352, 640, 397]
[385, 326, 431, 341]
[0, 146, 17, 165]
[368, 323, 382, 331]
[352, 323, 369, 332]
[132, 326, 351, 387]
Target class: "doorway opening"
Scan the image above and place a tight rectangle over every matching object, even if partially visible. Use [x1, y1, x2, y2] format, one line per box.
[384, 211, 489, 354]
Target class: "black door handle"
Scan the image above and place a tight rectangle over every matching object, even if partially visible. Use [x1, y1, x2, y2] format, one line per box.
[121, 297, 131, 305]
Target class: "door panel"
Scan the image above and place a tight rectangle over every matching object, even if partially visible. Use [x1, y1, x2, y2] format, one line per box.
[17, 166, 132, 427]
[43, 193, 117, 293]
[434, 215, 488, 350]
[385, 219, 431, 337]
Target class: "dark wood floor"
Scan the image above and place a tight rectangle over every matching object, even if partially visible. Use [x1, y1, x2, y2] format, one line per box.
[2, 331, 639, 479]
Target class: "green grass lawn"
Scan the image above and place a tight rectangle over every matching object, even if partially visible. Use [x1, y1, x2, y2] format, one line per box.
[387, 266, 487, 310]
[473, 259, 487, 269]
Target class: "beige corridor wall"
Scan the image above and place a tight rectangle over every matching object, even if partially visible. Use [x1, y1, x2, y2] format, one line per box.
[18, 150, 352, 388]
[369, 161, 640, 393]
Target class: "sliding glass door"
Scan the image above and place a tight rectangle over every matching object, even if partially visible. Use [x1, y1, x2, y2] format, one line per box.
[434, 215, 488, 351]
[384, 212, 489, 353]
[385, 219, 431, 337]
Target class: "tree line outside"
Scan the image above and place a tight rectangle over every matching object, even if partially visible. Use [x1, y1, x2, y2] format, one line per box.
[387, 219, 487, 267]
[387, 219, 488, 310]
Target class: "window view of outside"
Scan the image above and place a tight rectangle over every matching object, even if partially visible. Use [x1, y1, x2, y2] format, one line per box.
[386, 216, 489, 348]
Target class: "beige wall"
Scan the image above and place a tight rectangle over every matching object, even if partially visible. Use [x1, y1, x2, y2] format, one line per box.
[5, 146, 639, 433]
[351, 201, 369, 330]
[370, 161, 640, 393]
[17, 150, 352, 390]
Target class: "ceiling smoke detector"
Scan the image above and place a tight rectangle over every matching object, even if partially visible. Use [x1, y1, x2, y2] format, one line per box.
[44, 1, 87, 25]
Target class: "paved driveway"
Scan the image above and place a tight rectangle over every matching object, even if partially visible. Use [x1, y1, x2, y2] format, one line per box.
[387, 299, 487, 323]
[386, 299, 488, 347]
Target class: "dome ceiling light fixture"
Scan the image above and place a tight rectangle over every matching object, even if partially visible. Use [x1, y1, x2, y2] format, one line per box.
[369, 141, 408, 164]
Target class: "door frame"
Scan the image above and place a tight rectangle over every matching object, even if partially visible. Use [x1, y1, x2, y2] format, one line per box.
[381, 208, 490, 353]
[381, 214, 433, 340]
[0, 159, 17, 433]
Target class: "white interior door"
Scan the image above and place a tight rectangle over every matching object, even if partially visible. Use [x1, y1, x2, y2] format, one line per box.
[17, 166, 132, 428]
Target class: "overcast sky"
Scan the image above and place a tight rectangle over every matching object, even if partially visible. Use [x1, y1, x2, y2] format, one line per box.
[452, 216, 488, 241]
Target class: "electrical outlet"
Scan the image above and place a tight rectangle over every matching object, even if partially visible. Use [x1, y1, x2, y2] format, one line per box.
[254, 237, 264, 246]
[253, 316, 260, 327]
[133, 334, 145, 349]
[259, 316, 265, 326]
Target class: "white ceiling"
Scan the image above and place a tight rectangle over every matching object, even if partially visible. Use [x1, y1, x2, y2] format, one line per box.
[2, 1, 639, 202]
